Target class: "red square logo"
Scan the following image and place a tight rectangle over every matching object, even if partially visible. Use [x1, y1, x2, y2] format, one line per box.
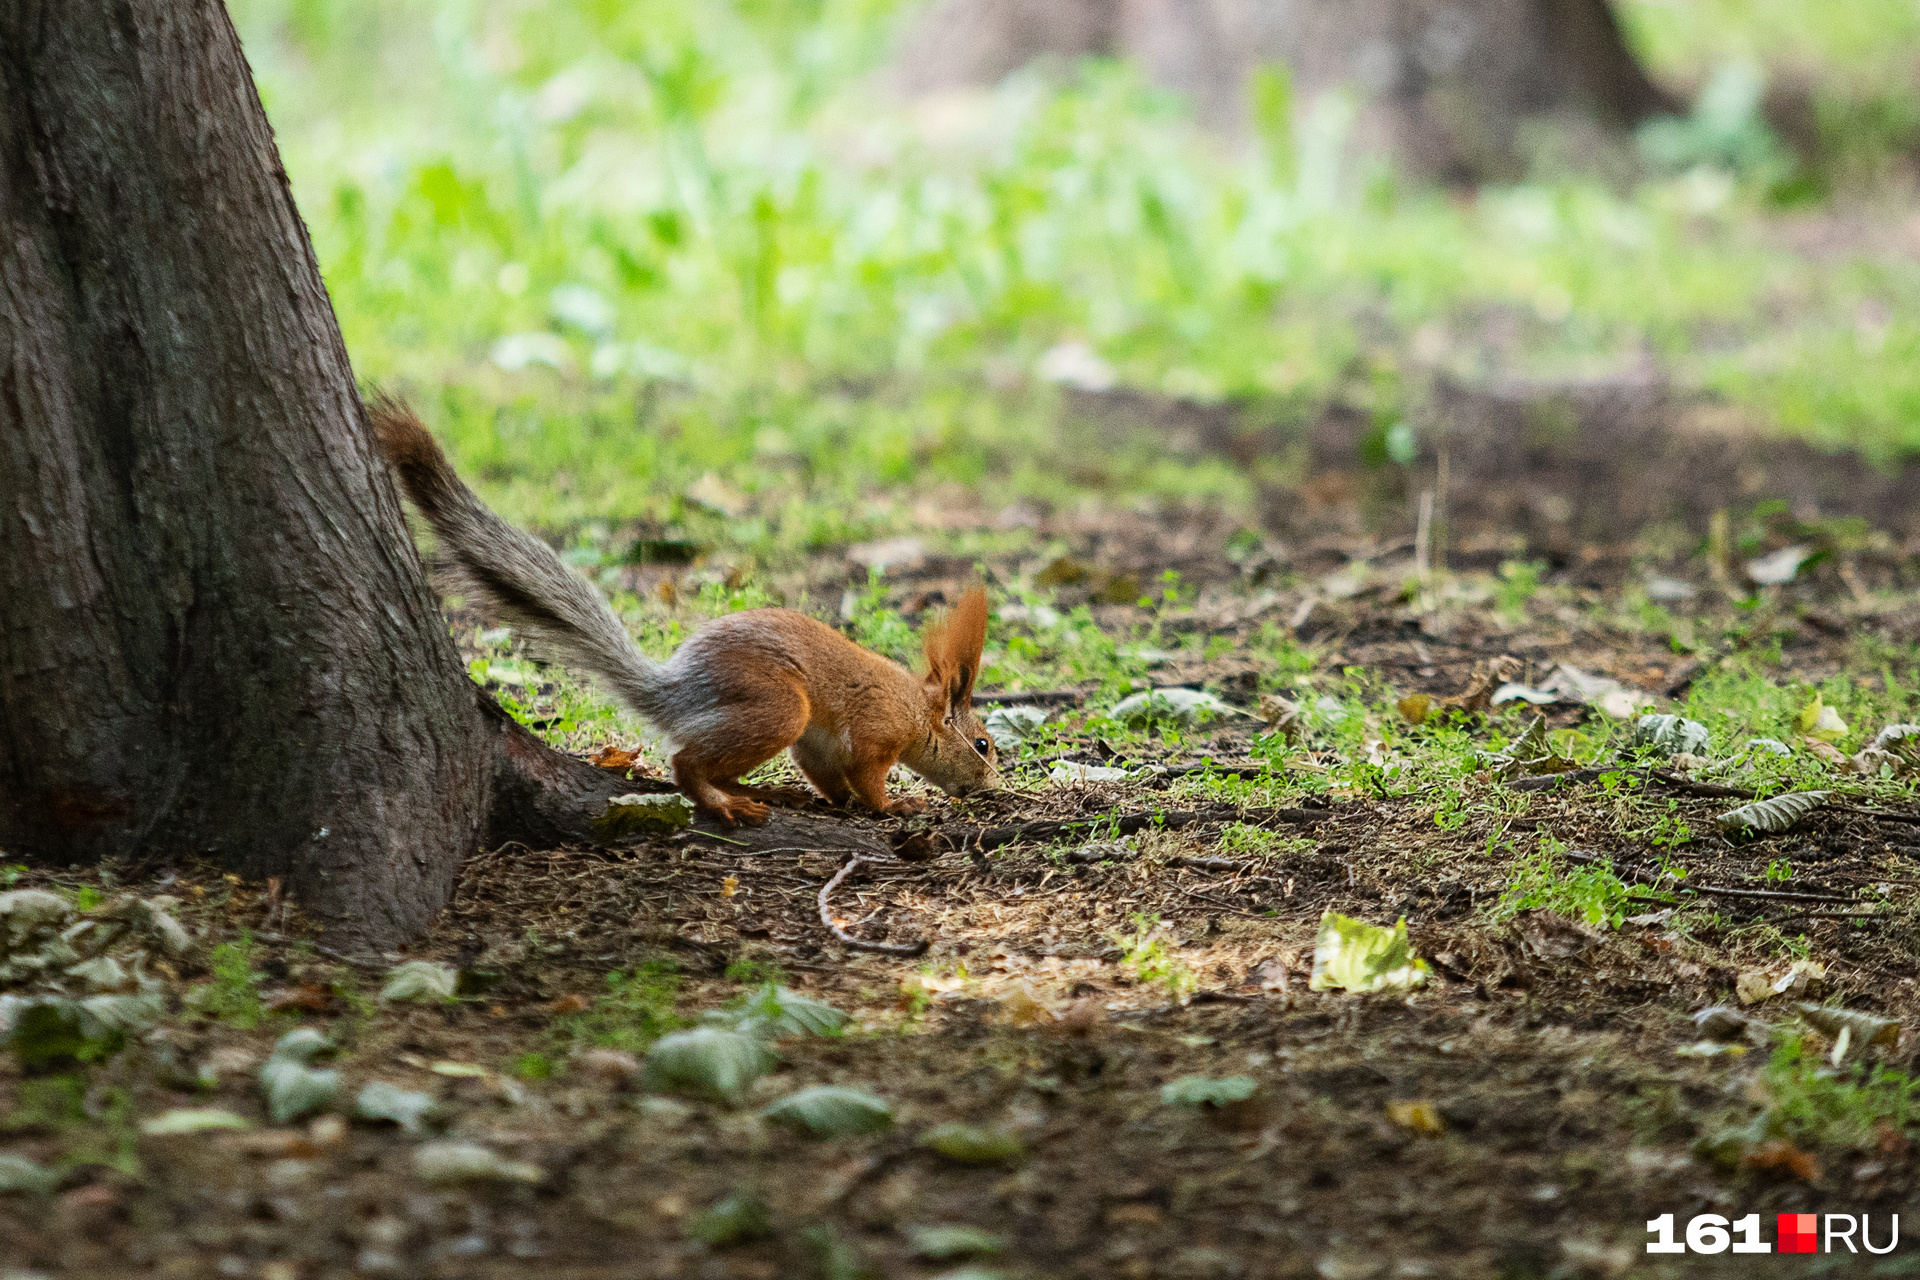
[1779, 1213, 1818, 1254]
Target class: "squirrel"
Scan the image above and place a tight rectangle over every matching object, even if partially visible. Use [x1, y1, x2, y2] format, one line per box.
[370, 398, 1000, 826]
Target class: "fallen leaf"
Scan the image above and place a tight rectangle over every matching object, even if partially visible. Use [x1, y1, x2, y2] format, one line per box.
[412, 1140, 544, 1185]
[644, 1027, 774, 1103]
[920, 1123, 1024, 1164]
[1744, 1138, 1818, 1181]
[687, 1191, 773, 1246]
[380, 961, 459, 1003]
[1309, 911, 1428, 992]
[1396, 693, 1432, 725]
[905, 1224, 1007, 1260]
[1386, 1100, 1445, 1134]
[1161, 1075, 1256, 1108]
[139, 1108, 253, 1136]
[589, 744, 641, 772]
[546, 993, 591, 1016]
[355, 1081, 442, 1135]
[1797, 694, 1849, 743]
[263, 984, 331, 1013]
[762, 1085, 894, 1138]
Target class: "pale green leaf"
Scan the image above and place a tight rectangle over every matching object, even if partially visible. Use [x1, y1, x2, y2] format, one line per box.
[1716, 791, 1830, 835]
[762, 1085, 893, 1137]
[140, 1108, 253, 1135]
[355, 1081, 442, 1134]
[919, 1123, 1024, 1164]
[643, 1027, 773, 1103]
[380, 960, 460, 1002]
[1160, 1075, 1257, 1107]
[1309, 911, 1429, 992]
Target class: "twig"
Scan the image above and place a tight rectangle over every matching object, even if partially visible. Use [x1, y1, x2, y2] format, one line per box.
[1832, 805, 1920, 827]
[817, 858, 929, 957]
[252, 930, 387, 971]
[1683, 884, 1862, 905]
[1509, 767, 1758, 799]
[1172, 856, 1247, 873]
[1769, 910, 1889, 926]
[1170, 882, 1268, 917]
[972, 690, 1088, 706]
[937, 804, 1330, 855]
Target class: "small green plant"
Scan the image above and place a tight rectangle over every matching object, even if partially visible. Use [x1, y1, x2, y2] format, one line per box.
[513, 1052, 555, 1081]
[555, 959, 682, 1052]
[1492, 843, 1637, 930]
[0, 865, 24, 887]
[1764, 860, 1794, 882]
[1495, 559, 1546, 623]
[1217, 823, 1308, 859]
[1761, 1036, 1920, 1149]
[1111, 913, 1196, 997]
[723, 957, 784, 987]
[71, 885, 103, 912]
[188, 932, 266, 1030]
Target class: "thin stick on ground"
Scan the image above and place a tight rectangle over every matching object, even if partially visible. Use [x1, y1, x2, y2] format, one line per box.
[817, 857, 930, 957]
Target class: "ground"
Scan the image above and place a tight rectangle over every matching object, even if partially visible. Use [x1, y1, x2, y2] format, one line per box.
[5, 489, 1920, 1280]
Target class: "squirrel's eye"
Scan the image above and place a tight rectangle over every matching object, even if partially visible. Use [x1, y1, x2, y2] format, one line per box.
[973, 737, 992, 757]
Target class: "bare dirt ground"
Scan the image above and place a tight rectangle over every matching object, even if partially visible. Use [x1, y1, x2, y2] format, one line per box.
[6, 474, 1920, 1280]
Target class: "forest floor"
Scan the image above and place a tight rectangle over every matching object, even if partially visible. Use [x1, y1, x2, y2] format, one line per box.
[8, 493, 1920, 1280]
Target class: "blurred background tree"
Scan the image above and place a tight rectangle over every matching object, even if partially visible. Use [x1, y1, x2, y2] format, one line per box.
[893, 0, 1678, 180]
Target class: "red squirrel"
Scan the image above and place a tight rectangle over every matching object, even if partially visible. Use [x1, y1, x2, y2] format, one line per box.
[371, 399, 1000, 825]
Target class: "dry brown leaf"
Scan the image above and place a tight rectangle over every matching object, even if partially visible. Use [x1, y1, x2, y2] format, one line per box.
[1440, 656, 1523, 714]
[1798, 737, 1850, 769]
[546, 993, 591, 1015]
[1744, 1138, 1819, 1181]
[1396, 693, 1432, 725]
[1386, 1100, 1445, 1135]
[590, 744, 641, 772]
[263, 983, 332, 1012]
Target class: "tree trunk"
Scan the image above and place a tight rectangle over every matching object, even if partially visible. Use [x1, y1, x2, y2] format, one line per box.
[0, 0, 879, 951]
[0, 0, 500, 947]
[892, 0, 1680, 180]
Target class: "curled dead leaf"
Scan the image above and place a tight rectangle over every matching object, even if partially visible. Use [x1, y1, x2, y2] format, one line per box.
[589, 743, 641, 772]
[1386, 1100, 1445, 1135]
[262, 984, 331, 1013]
[545, 993, 591, 1016]
[1743, 1138, 1818, 1182]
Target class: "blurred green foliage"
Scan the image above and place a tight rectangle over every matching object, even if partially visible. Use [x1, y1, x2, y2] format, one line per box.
[232, 0, 1920, 542]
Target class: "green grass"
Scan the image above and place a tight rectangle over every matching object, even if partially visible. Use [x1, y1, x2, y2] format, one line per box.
[554, 959, 684, 1053]
[228, 0, 1920, 553]
[187, 932, 267, 1030]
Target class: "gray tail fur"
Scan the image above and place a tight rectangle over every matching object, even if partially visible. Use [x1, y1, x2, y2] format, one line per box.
[370, 396, 666, 718]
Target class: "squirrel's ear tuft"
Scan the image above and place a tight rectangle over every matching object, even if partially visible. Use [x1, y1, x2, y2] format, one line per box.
[926, 586, 987, 708]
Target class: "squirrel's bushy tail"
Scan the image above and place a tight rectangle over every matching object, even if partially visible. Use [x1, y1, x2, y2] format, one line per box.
[370, 396, 667, 718]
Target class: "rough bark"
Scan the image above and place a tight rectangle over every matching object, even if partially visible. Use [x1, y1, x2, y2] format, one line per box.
[0, 0, 504, 947]
[892, 0, 1680, 180]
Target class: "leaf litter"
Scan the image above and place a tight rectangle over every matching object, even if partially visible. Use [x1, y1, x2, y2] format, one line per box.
[8, 513, 1920, 1276]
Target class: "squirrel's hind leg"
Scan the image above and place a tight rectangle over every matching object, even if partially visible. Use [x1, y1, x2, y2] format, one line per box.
[789, 728, 854, 806]
[670, 683, 810, 827]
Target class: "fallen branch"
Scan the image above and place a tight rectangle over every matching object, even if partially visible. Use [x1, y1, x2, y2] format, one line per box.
[1683, 884, 1862, 905]
[971, 689, 1089, 706]
[817, 858, 930, 957]
[1172, 856, 1247, 873]
[252, 930, 388, 971]
[932, 804, 1331, 854]
[1508, 767, 1758, 799]
[1170, 882, 1267, 917]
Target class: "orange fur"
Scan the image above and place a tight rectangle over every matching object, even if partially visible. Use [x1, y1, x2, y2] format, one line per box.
[370, 398, 1000, 826]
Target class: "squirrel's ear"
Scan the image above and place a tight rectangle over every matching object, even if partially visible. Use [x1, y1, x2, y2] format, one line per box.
[922, 586, 989, 711]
